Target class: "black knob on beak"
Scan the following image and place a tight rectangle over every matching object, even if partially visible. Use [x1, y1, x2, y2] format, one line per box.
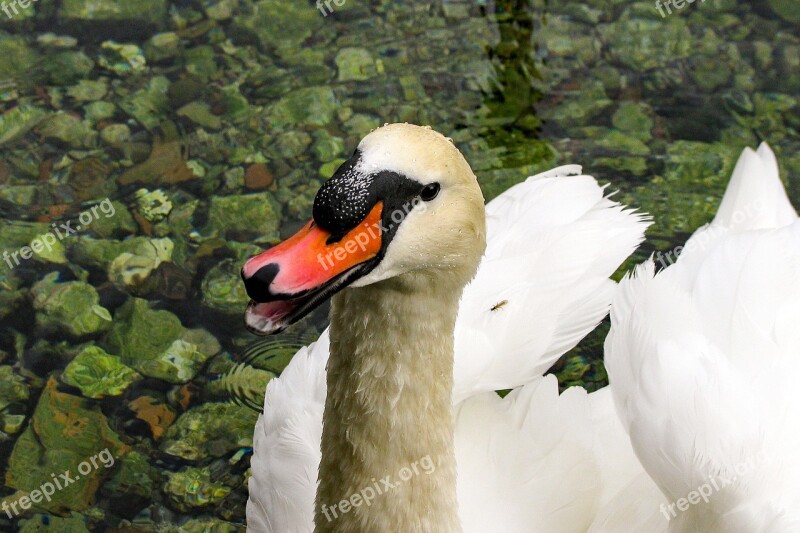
[241, 263, 281, 302]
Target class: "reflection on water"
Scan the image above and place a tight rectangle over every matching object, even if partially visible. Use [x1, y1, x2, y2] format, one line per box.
[0, 0, 798, 529]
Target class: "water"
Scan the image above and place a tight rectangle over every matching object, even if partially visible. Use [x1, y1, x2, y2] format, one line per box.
[0, 0, 797, 530]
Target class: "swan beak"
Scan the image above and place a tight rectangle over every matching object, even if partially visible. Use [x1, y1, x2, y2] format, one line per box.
[241, 203, 384, 335]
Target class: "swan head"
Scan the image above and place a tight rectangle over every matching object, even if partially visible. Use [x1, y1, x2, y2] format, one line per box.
[241, 123, 486, 335]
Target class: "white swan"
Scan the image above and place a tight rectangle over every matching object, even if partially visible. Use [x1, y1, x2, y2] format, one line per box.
[242, 124, 653, 532]
[605, 143, 800, 532]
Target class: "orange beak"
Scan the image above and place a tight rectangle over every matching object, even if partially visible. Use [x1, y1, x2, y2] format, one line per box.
[241, 203, 384, 334]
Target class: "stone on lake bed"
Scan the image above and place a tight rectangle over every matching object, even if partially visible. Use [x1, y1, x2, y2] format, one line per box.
[67, 79, 109, 102]
[160, 402, 259, 460]
[44, 51, 95, 86]
[612, 102, 653, 141]
[599, 17, 692, 71]
[0, 365, 29, 411]
[18, 513, 91, 533]
[61, 345, 141, 399]
[201, 258, 250, 314]
[119, 76, 170, 130]
[84, 201, 137, 238]
[2, 413, 26, 435]
[59, 0, 168, 33]
[144, 32, 181, 62]
[177, 101, 222, 130]
[0, 35, 40, 82]
[312, 131, 346, 162]
[689, 55, 732, 92]
[31, 273, 113, 338]
[768, 0, 800, 23]
[99, 123, 131, 146]
[207, 193, 281, 245]
[142, 337, 218, 383]
[0, 184, 36, 205]
[179, 519, 245, 532]
[270, 130, 312, 159]
[320, 158, 347, 179]
[596, 129, 651, 156]
[267, 87, 339, 128]
[38, 111, 97, 149]
[596, 156, 649, 177]
[36, 33, 79, 49]
[102, 450, 158, 502]
[205, 0, 237, 21]
[167, 76, 207, 107]
[343, 113, 380, 137]
[539, 81, 612, 127]
[127, 396, 177, 440]
[108, 236, 174, 292]
[0, 221, 50, 259]
[29, 231, 68, 264]
[134, 188, 173, 222]
[107, 298, 220, 384]
[233, 0, 324, 50]
[5, 378, 129, 513]
[84, 101, 117, 122]
[0, 104, 49, 148]
[164, 465, 232, 511]
[98, 41, 147, 75]
[244, 163, 274, 190]
[70, 235, 149, 270]
[284, 181, 322, 219]
[336, 48, 378, 81]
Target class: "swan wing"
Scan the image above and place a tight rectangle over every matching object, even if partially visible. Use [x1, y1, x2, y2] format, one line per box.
[605, 144, 800, 531]
[453, 168, 650, 402]
[455, 376, 663, 532]
[246, 330, 329, 533]
[586, 472, 668, 533]
[714, 143, 797, 231]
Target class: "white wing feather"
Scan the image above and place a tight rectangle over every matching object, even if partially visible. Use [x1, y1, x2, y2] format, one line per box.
[605, 143, 800, 532]
[455, 377, 665, 533]
[246, 331, 328, 533]
[453, 168, 650, 402]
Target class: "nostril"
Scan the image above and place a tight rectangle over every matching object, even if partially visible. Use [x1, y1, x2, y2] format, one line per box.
[242, 263, 281, 302]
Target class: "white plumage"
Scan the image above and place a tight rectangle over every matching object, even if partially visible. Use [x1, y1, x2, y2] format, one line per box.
[455, 377, 662, 532]
[453, 166, 650, 402]
[605, 143, 800, 532]
[247, 165, 656, 532]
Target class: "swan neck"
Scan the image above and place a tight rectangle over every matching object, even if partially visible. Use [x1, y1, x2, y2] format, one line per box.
[315, 276, 462, 532]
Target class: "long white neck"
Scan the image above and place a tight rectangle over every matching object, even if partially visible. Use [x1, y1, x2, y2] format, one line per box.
[315, 273, 463, 533]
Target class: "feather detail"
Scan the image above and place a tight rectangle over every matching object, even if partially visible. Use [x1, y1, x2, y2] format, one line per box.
[606, 143, 800, 532]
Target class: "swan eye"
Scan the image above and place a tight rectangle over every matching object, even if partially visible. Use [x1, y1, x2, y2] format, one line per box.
[420, 182, 441, 202]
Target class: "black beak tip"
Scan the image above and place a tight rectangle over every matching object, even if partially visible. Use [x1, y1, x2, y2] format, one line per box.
[242, 263, 281, 302]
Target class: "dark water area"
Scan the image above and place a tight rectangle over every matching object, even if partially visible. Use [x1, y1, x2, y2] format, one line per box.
[0, 0, 797, 530]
